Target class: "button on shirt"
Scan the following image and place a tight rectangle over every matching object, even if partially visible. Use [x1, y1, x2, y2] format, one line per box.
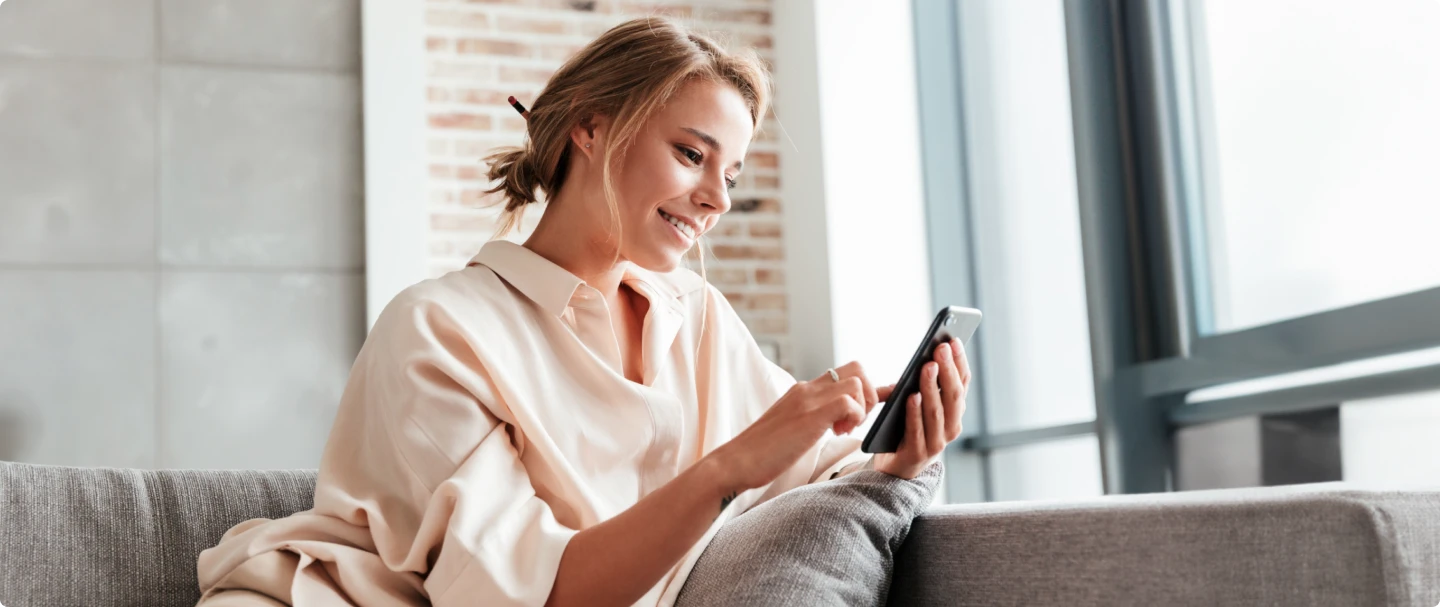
[194, 240, 869, 607]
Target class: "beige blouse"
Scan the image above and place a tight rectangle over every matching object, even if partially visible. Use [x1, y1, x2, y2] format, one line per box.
[195, 240, 868, 607]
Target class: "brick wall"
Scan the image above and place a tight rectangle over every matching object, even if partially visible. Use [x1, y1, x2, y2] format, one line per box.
[424, 0, 791, 366]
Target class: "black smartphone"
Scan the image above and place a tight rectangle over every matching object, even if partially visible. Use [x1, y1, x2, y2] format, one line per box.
[860, 306, 982, 453]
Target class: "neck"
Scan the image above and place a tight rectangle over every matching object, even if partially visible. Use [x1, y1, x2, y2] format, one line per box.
[521, 189, 628, 298]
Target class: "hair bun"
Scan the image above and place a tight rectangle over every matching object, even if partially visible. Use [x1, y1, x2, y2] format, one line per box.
[483, 145, 541, 212]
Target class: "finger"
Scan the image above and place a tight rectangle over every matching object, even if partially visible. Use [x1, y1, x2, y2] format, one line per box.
[838, 361, 880, 413]
[938, 345, 965, 440]
[833, 395, 865, 435]
[876, 383, 896, 403]
[838, 377, 866, 419]
[954, 339, 972, 387]
[904, 392, 924, 457]
[922, 362, 945, 454]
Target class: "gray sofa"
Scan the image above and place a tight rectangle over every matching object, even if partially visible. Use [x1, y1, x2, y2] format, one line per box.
[2, 461, 1438, 606]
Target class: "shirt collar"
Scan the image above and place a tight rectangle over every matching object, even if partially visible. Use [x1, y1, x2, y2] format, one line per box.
[468, 240, 706, 317]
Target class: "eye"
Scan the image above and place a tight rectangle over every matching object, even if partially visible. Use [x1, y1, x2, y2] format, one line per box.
[676, 145, 703, 165]
[724, 176, 738, 190]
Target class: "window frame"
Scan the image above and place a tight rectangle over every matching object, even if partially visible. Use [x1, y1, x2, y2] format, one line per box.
[916, 0, 1440, 498]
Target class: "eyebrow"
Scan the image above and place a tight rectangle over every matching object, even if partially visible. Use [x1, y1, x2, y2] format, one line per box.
[682, 127, 744, 171]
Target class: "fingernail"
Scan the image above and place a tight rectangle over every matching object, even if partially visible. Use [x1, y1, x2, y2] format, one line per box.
[910, 393, 921, 405]
[937, 343, 949, 356]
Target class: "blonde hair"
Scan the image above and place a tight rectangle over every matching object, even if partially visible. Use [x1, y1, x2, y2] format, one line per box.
[483, 16, 772, 244]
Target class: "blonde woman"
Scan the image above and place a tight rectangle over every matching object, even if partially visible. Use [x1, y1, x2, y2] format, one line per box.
[195, 16, 970, 607]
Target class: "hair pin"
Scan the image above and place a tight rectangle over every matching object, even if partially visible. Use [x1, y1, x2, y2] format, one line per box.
[508, 96, 530, 120]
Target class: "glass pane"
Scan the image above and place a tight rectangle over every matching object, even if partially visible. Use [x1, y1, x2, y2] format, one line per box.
[989, 435, 1105, 502]
[1341, 389, 1440, 490]
[1176, 0, 1440, 333]
[958, 0, 1096, 432]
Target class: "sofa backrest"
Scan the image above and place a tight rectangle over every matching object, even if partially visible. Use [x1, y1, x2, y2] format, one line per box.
[0, 461, 317, 607]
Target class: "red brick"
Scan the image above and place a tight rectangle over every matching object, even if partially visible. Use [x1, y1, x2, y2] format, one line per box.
[754, 267, 785, 285]
[747, 151, 778, 169]
[455, 164, 484, 180]
[738, 33, 773, 49]
[733, 198, 780, 213]
[706, 9, 770, 25]
[457, 87, 515, 105]
[706, 267, 748, 286]
[618, 4, 691, 18]
[498, 16, 572, 34]
[711, 244, 783, 261]
[753, 174, 779, 189]
[429, 112, 493, 130]
[706, 221, 743, 238]
[749, 315, 789, 335]
[429, 164, 454, 179]
[427, 9, 490, 28]
[748, 221, 781, 238]
[456, 38, 532, 57]
[427, 86, 450, 102]
[746, 293, 786, 310]
[426, 36, 451, 52]
[500, 116, 528, 132]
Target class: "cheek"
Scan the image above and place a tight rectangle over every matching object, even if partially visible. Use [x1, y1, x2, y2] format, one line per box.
[618, 151, 695, 214]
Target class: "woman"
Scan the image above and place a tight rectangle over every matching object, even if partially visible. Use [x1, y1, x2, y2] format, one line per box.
[195, 16, 969, 607]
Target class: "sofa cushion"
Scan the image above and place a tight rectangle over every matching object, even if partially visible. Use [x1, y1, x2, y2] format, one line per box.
[676, 462, 943, 606]
[889, 483, 1440, 606]
[0, 461, 316, 607]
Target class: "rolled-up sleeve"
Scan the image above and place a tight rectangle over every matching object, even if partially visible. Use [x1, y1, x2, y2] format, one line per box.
[339, 297, 579, 607]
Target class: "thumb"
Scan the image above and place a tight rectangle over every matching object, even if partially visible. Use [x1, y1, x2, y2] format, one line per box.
[876, 384, 897, 403]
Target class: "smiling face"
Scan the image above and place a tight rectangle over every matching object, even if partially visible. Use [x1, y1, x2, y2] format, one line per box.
[607, 79, 755, 272]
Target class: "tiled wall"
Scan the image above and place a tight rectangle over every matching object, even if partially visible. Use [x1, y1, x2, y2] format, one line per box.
[421, 0, 793, 366]
[0, 0, 364, 469]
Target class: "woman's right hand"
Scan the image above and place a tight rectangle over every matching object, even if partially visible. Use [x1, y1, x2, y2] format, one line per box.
[708, 361, 879, 493]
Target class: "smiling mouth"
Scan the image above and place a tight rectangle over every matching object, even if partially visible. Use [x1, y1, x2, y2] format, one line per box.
[658, 209, 698, 240]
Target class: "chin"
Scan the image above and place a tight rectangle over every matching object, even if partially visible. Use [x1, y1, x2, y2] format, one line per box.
[628, 247, 686, 274]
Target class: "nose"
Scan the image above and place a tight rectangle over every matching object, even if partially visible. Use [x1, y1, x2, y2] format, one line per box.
[693, 171, 732, 215]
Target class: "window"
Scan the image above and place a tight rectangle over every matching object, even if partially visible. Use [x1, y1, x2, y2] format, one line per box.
[915, 0, 1102, 503]
[919, 0, 1440, 498]
[1174, 0, 1440, 333]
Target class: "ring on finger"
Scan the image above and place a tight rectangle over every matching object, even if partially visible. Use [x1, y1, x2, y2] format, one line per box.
[826, 368, 840, 382]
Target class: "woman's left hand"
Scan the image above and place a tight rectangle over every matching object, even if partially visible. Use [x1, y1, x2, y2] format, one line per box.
[870, 338, 971, 480]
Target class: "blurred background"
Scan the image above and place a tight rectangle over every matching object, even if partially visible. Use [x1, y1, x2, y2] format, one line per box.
[0, 0, 1436, 504]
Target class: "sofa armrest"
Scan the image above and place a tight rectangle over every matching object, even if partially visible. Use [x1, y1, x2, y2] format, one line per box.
[889, 483, 1440, 606]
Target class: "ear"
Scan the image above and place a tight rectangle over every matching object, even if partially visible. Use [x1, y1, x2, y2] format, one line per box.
[569, 114, 611, 160]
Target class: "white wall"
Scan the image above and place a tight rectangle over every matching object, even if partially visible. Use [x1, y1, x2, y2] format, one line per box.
[774, 0, 932, 390]
[361, 0, 428, 329]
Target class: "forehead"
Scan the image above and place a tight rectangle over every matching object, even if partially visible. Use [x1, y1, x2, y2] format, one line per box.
[648, 79, 754, 153]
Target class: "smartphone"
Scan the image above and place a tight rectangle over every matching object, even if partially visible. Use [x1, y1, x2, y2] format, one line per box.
[860, 306, 982, 453]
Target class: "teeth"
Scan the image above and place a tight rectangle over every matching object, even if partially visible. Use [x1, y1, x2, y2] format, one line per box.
[660, 210, 696, 239]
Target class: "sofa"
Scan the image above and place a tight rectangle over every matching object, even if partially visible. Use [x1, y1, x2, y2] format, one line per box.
[1, 460, 1438, 606]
